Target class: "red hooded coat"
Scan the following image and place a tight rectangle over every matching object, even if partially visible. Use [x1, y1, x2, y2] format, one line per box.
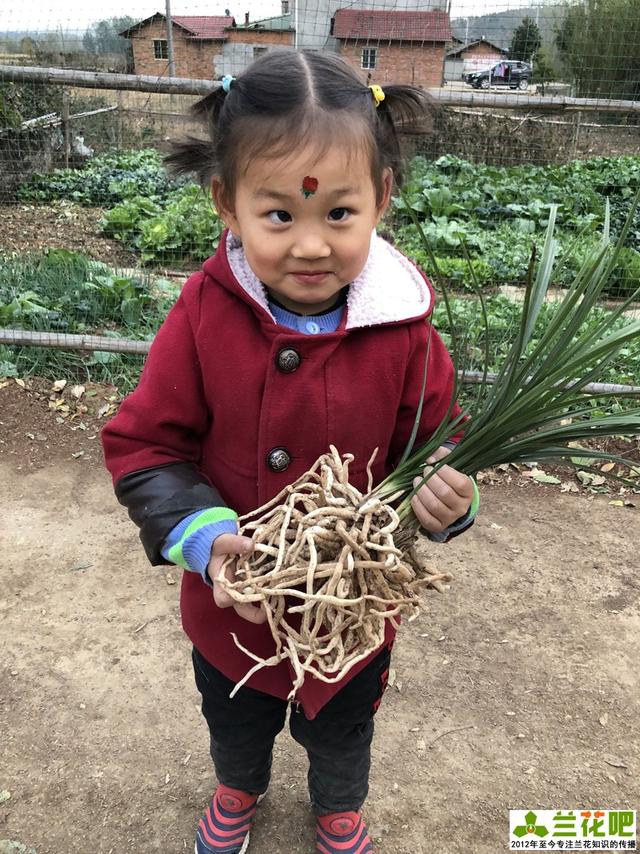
[102, 230, 459, 718]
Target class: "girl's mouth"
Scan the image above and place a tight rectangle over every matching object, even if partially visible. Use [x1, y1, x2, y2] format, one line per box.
[292, 271, 331, 284]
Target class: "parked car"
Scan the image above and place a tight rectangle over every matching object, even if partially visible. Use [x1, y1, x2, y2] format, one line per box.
[463, 60, 532, 90]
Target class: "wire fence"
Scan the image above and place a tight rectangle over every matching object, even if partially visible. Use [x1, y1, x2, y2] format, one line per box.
[0, 1, 639, 393]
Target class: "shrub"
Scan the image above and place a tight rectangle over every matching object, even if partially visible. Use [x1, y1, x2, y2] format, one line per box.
[606, 248, 640, 298]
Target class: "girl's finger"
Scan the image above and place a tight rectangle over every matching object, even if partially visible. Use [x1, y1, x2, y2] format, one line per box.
[418, 471, 460, 511]
[426, 464, 473, 499]
[213, 577, 236, 609]
[411, 490, 451, 531]
[426, 445, 452, 465]
[415, 474, 466, 521]
[212, 533, 253, 557]
[234, 602, 267, 624]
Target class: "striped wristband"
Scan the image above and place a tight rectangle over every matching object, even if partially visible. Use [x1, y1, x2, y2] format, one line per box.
[166, 507, 239, 575]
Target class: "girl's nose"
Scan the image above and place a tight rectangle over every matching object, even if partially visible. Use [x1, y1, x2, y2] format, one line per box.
[290, 231, 331, 260]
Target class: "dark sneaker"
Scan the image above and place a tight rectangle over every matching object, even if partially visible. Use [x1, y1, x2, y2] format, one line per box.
[195, 784, 261, 854]
[316, 811, 374, 853]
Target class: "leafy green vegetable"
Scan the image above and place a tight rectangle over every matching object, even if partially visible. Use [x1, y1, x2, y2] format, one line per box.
[17, 149, 186, 206]
[100, 184, 222, 263]
[0, 250, 180, 388]
[390, 153, 640, 297]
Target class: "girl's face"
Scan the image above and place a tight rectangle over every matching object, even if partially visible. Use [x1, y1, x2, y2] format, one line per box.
[212, 142, 392, 315]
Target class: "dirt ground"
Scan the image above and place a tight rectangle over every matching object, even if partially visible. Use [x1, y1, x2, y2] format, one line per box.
[0, 204, 141, 269]
[1, 379, 639, 854]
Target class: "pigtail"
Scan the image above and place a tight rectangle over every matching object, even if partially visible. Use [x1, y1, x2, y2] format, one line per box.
[379, 85, 438, 135]
[373, 84, 438, 190]
[164, 84, 228, 188]
[163, 136, 214, 188]
[191, 85, 228, 123]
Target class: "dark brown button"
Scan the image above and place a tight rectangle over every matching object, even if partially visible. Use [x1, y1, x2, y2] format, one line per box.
[267, 447, 291, 472]
[276, 348, 301, 373]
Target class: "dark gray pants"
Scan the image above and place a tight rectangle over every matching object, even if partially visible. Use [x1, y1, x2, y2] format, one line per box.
[192, 644, 391, 815]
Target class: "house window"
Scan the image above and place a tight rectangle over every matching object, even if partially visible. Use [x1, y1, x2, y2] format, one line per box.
[154, 39, 168, 60]
[253, 46, 268, 59]
[361, 48, 377, 70]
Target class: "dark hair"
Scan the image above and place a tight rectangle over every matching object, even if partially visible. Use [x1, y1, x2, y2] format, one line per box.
[165, 50, 436, 207]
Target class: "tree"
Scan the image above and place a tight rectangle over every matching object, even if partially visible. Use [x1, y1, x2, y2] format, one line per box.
[555, 0, 640, 100]
[83, 16, 135, 55]
[509, 16, 542, 62]
[0, 36, 22, 55]
[20, 36, 37, 56]
[531, 48, 558, 84]
[83, 31, 97, 54]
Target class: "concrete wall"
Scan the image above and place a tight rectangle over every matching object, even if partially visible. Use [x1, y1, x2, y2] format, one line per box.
[444, 57, 463, 81]
[339, 41, 446, 88]
[215, 29, 294, 77]
[295, 0, 446, 51]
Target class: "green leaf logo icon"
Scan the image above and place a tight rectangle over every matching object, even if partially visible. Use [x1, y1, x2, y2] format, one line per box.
[513, 811, 550, 838]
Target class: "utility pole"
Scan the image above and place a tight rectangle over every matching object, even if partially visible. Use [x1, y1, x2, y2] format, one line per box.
[165, 0, 176, 77]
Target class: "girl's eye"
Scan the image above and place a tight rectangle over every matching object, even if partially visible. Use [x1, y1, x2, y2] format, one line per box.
[328, 207, 350, 222]
[267, 210, 292, 224]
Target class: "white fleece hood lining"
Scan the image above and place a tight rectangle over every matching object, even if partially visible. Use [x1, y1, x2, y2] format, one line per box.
[225, 230, 432, 329]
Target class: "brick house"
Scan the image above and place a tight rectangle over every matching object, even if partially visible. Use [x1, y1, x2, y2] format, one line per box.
[121, 9, 294, 80]
[444, 38, 509, 81]
[121, 13, 234, 78]
[296, 0, 445, 51]
[332, 8, 452, 88]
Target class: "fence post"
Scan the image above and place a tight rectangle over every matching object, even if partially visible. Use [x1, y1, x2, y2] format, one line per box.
[572, 110, 583, 158]
[116, 89, 123, 149]
[62, 89, 71, 168]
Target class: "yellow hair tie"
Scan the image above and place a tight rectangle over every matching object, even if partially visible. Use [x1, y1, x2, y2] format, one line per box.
[369, 84, 385, 108]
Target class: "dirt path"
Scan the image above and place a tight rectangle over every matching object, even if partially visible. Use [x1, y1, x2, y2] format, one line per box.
[1, 402, 639, 854]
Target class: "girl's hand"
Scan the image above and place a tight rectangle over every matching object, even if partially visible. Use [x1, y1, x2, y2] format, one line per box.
[411, 445, 474, 534]
[207, 534, 267, 624]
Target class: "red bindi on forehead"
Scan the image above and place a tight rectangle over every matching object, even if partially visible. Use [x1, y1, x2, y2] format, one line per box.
[301, 176, 319, 198]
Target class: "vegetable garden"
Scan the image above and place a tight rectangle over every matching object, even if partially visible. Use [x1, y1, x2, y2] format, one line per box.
[2, 148, 639, 398]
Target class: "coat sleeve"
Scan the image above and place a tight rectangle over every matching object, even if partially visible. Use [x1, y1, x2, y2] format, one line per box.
[101, 274, 228, 564]
[388, 319, 463, 466]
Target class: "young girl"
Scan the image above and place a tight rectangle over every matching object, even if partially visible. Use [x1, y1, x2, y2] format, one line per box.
[102, 50, 478, 854]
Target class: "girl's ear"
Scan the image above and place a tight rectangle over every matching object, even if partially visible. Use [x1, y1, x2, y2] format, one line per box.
[211, 177, 240, 234]
[376, 167, 394, 222]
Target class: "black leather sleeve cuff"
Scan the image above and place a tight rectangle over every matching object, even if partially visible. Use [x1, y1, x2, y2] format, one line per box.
[115, 462, 227, 565]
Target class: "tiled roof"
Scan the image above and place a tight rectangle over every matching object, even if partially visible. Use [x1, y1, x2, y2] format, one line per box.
[120, 14, 235, 40]
[333, 8, 452, 43]
[172, 16, 235, 40]
[446, 38, 508, 57]
[234, 13, 293, 31]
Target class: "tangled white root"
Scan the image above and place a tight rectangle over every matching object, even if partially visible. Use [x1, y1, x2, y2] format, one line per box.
[219, 447, 451, 698]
